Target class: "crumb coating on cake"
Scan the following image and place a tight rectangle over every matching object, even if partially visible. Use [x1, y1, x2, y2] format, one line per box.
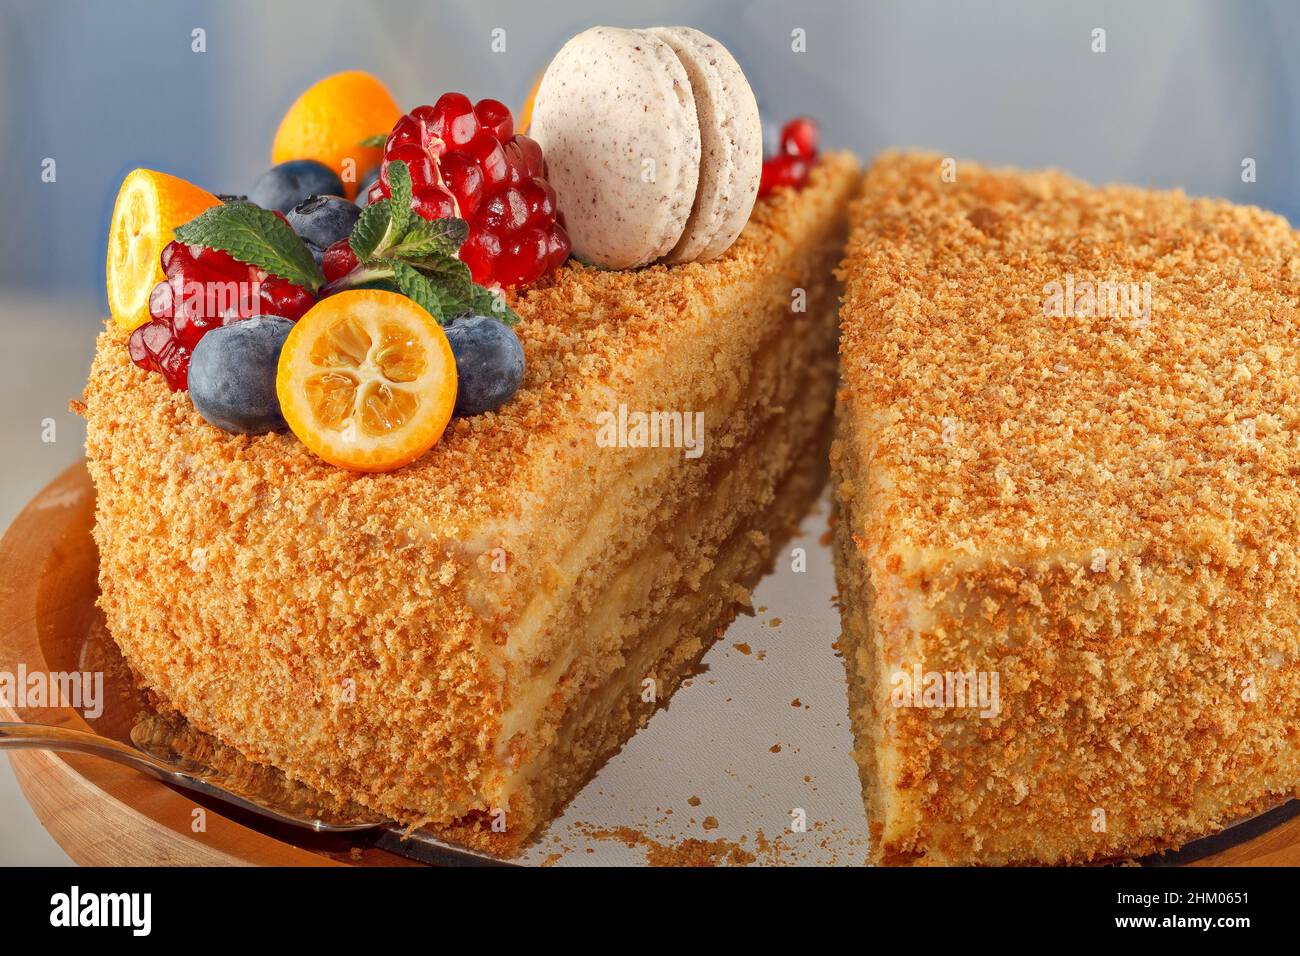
[84, 153, 861, 833]
[836, 152, 1300, 864]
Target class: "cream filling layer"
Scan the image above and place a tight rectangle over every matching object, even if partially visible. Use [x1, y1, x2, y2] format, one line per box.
[494, 342, 837, 771]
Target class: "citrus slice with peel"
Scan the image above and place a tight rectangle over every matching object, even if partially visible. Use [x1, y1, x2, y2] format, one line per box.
[106, 169, 221, 331]
[277, 290, 458, 472]
[272, 71, 401, 200]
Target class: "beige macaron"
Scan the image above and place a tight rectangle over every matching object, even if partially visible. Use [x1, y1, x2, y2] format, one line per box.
[646, 27, 762, 263]
[529, 27, 701, 270]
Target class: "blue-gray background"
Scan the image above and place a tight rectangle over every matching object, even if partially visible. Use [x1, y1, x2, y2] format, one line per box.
[1, 0, 1299, 301]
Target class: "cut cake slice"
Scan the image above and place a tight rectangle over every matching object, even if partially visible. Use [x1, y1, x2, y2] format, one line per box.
[833, 151, 1300, 865]
[85, 152, 861, 855]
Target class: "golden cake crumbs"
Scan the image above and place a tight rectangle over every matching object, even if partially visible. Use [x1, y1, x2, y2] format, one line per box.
[833, 150, 1300, 865]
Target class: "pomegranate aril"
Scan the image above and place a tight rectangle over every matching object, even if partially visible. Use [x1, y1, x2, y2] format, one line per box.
[322, 239, 359, 284]
[260, 277, 315, 320]
[545, 224, 571, 270]
[148, 279, 175, 321]
[442, 152, 485, 216]
[387, 114, 424, 152]
[474, 98, 514, 142]
[432, 92, 478, 147]
[383, 144, 440, 192]
[157, 342, 192, 392]
[513, 135, 544, 177]
[780, 117, 819, 160]
[480, 186, 530, 233]
[759, 154, 811, 196]
[465, 131, 509, 187]
[160, 240, 186, 276]
[412, 188, 457, 221]
[461, 230, 501, 285]
[191, 244, 248, 280]
[367, 182, 386, 205]
[522, 178, 557, 229]
[495, 227, 548, 287]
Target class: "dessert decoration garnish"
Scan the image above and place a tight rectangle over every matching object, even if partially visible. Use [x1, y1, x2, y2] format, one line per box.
[275, 289, 458, 472]
[443, 314, 525, 417]
[528, 26, 762, 269]
[109, 69, 567, 469]
[106, 169, 221, 331]
[366, 93, 570, 287]
[271, 70, 400, 200]
[189, 316, 294, 434]
[758, 117, 819, 197]
[250, 159, 346, 214]
[286, 195, 362, 267]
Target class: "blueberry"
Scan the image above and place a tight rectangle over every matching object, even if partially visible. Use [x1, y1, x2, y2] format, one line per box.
[444, 315, 525, 417]
[249, 160, 344, 213]
[189, 317, 294, 434]
[287, 195, 361, 254]
[357, 166, 380, 206]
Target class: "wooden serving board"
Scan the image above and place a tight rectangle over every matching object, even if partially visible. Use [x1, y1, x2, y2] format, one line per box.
[2, 462, 1298, 866]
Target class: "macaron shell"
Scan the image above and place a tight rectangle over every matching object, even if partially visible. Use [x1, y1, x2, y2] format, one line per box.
[529, 26, 701, 270]
[649, 26, 762, 263]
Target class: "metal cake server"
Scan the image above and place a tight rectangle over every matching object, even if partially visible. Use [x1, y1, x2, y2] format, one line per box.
[0, 720, 509, 865]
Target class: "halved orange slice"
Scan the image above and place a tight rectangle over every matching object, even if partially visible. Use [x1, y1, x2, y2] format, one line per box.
[277, 290, 458, 472]
[106, 169, 221, 331]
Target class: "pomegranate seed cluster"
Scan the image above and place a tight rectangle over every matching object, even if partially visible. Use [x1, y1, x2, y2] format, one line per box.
[368, 93, 571, 288]
[129, 240, 315, 390]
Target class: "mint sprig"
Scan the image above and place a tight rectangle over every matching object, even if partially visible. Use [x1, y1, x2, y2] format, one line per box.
[328, 160, 520, 326]
[174, 204, 325, 292]
[358, 133, 388, 148]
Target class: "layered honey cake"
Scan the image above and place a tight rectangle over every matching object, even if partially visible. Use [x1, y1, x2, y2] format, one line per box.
[833, 151, 1300, 865]
[86, 152, 860, 854]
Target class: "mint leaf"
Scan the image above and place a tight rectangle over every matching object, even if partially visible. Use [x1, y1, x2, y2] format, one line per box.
[358, 133, 388, 148]
[466, 285, 521, 326]
[350, 199, 397, 260]
[405, 253, 473, 303]
[388, 217, 468, 259]
[385, 161, 413, 238]
[391, 262, 454, 322]
[175, 204, 324, 292]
